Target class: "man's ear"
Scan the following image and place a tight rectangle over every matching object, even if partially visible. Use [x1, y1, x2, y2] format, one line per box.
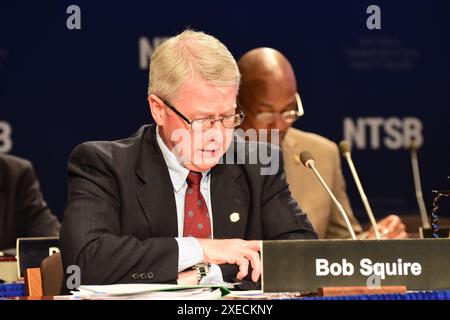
[148, 95, 165, 126]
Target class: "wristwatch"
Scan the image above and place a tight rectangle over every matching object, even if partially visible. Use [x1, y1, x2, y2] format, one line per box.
[193, 262, 211, 283]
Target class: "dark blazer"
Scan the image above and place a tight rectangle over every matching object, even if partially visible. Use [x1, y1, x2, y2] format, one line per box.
[0, 154, 60, 250]
[60, 124, 317, 285]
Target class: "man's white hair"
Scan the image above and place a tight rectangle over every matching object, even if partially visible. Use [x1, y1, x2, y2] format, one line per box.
[148, 29, 240, 100]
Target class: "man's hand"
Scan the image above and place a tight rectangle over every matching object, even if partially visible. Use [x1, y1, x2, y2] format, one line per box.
[197, 239, 261, 282]
[368, 214, 408, 239]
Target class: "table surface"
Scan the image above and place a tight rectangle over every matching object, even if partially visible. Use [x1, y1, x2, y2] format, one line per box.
[4, 290, 450, 300]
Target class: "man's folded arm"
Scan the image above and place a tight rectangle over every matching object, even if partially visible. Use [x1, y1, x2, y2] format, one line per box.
[60, 143, 179, 285]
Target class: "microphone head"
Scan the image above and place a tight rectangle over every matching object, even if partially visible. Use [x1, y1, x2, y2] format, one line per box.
[339, 140, 351, 155]
[299, 151, 316, 168]
[408, 141, 417, 152]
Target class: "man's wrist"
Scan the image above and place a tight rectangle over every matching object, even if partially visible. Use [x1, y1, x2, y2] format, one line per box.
[196, 238, 209, 262]
[177, 270, 198, 285]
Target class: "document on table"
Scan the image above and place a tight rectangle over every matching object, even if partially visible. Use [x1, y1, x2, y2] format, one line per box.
[72, 283, 233, 300]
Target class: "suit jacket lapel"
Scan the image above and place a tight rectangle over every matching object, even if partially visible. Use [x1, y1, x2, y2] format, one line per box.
[135, 125, 178, 237]
[211, 164, 249, 239]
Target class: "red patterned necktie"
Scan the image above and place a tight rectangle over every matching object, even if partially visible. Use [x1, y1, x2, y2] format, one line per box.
[183, 171, 211, 238]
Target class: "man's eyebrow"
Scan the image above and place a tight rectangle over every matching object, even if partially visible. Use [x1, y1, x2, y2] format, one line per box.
[190, 107, 214, 118]
[256, 99, 297, 111]
[192, 111, 211, 117]
[192, 107, 236, 118]
[191, 112, 224, 120]
[282, 99, 297, 111]
[256, 102, 274, 109]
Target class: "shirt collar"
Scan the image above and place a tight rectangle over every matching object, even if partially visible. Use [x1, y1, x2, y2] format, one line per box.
[156, 125, 209, 192]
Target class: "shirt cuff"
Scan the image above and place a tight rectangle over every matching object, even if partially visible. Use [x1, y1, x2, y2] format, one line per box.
[175, 237, 203, 272]
[199, 264, 224, 285]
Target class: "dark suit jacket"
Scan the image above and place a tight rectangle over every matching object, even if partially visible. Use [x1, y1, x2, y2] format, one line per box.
[0, 154, 60, 250]
[60, 124, 317, 285]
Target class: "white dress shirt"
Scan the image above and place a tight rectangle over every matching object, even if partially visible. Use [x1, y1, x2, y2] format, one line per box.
[156, 126, 223, 284]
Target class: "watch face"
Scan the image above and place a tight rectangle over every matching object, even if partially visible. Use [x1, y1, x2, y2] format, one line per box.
[196, 263, 210, 281]
[197, 262, 209, 270]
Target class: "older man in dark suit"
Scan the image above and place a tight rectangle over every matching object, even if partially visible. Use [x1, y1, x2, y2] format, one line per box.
[0, 154, 60, 250]
[60, 30, 317, 286]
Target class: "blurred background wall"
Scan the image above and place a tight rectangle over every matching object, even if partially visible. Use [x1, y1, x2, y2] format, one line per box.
[1, 1, 449, 224]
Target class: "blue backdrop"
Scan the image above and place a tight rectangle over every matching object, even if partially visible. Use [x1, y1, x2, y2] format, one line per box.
[1, 1, 449, 224]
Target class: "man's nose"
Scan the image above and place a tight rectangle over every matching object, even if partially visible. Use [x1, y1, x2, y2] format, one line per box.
[273, 115, 290, 130]
[212, 119, 224, 130]
[205, 125, 223, 142]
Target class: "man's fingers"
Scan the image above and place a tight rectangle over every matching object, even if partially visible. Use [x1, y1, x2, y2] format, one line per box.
[389, 228, 408, 239]
[387, 215, 400, 229]
[386, 218, 405, 236]
[234, 246, 261, 282]
[236, 258, 249, 280]
[198, 239, 262, 281]
[376, 215, 407, 238]
[251, 263, 261, 282]
[243, 248, 261, 282]
[397, 231, 408, 239]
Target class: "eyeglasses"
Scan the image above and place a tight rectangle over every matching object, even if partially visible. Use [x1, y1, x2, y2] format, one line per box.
[159, 97, 245, 131]
[255, 92, 304, 125]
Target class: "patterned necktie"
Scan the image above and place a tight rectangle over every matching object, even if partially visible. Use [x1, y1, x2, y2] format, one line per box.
[183, 171, 211, 238]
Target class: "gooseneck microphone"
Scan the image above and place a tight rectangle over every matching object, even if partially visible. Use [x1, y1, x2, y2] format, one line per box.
[408, 142, 430, 228]
[339, 141, 380, 240]
[299, 151, 357, 240]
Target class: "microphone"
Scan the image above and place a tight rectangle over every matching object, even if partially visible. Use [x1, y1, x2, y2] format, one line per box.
[339, 141, 380, 240]
[299, 151, 357, 240]
[408, 142, 430, 228]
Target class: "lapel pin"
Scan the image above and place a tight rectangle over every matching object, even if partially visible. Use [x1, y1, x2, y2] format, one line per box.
[230, 212, 240, 223]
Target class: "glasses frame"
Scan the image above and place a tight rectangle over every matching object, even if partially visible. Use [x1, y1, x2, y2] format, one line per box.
[255, 92, 305, 124]
[159, 97, 245, 130]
